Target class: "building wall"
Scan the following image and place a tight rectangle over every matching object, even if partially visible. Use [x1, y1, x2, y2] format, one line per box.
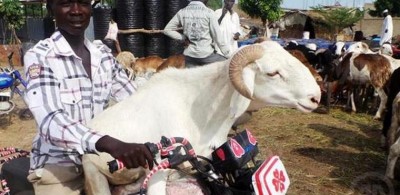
[354, 17, 400, 38]
[354, 2, 400, 39]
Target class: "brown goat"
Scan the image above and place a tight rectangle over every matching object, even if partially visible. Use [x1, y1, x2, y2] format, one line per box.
[288, 50, 324, 91]
[335, 52, 393, 119]
[156, 54, 185, 72]
[133, 55, 165, 76]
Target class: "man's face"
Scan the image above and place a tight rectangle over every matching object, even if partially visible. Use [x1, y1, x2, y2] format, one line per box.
[224, 0, 235, 10]
[49, 0, 92, 36]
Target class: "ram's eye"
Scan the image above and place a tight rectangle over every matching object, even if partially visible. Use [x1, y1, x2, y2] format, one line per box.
[267, 71, 280, 77]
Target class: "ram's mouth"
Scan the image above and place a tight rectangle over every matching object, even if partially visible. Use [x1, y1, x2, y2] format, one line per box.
[297, 103, 317, 113]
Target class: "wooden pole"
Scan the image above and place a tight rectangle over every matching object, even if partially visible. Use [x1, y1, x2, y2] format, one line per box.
[118, 28, 183, 34]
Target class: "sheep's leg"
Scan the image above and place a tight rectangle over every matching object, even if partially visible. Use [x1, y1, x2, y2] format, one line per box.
[349, 90, 357, 113]
[388, 101, 400, 147]
[374, 88, 387, 120]
[386, 137, 400, 179]
[82, 155, 111, 195]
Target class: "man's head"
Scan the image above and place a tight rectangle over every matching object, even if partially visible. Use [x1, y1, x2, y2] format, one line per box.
[224, 0, 235, 11]
[46, 0, 92, 36]
[383, 9, 389, 17]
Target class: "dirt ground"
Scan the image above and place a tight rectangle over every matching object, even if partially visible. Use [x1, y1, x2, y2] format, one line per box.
[1, 89, 399, 194]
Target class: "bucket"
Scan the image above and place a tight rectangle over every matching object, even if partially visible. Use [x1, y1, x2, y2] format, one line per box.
[303, 31, 310, 39]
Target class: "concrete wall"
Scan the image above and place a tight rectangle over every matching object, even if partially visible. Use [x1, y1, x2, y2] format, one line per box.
[354, 17, 400, 38]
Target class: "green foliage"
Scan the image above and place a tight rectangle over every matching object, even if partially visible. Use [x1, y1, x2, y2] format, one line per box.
[311, 6, 364, 38]
[207, 0, 223, 10]
[24, 3, 47, 18]
[0, 0, 25, 30]
[238, 0, 283, 25]
[368, 0, 400, 17]
[0, 0, 25, 44]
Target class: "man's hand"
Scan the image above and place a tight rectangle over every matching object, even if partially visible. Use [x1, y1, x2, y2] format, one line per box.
[96, 135, 154, 169]
[233, 32, 240, 40]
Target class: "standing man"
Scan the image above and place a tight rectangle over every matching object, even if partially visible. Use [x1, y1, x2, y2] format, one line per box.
[215, 0, 242, 54]
[380, 9, 393, 46]
[164, 0, 231, 68]
[24, 0, 153, 194]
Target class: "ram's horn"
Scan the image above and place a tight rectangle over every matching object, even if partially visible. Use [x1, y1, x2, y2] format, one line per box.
[229, 45, 264, 99]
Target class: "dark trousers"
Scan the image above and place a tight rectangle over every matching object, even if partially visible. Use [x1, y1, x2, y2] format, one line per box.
[185, 53, 227, 68]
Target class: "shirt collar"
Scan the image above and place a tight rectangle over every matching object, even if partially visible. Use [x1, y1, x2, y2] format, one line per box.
[50, 31, 101, 58]
[189, 1, 206, 7]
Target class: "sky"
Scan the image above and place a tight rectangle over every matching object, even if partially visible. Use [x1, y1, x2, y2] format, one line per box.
[281, 0, 375, 10]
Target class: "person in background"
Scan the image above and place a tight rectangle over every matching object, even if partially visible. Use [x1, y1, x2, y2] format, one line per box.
[214, 0, 242, 54]
[379, 9, 393, 46]
[24, 0, 153, 194]
[164, 0, 231, 68]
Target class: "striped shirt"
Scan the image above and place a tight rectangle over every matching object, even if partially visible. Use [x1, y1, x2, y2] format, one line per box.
[24, 31, 136, 170]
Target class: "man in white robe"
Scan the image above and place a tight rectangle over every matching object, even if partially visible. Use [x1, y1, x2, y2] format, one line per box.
[215, 0, 242, 54]
[380, 9, 393, 46]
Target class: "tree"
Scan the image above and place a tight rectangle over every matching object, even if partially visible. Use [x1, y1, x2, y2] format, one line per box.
[207, 0, 222, 10]
[369, 0, 400, 17]
[238, 0, 283, 26]
[0, 0, 25, 44]
[311, 6, 364, 40]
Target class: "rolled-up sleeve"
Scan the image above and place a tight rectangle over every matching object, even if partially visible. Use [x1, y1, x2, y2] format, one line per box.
[164, 12, 186, 41]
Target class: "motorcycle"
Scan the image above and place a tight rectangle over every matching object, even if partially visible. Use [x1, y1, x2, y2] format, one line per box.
[0, 129, 291, 195]
[0, 52, 32, 120]
[108, 129, 291, 195]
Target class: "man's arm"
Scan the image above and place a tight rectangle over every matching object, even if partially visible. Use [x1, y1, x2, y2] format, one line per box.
[209, 12, 231, 57]
[164, 12, 186, 41]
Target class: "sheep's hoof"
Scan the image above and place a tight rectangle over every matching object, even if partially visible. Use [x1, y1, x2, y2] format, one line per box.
[373, 116, 381, 120]
[385, 173, 394, 180]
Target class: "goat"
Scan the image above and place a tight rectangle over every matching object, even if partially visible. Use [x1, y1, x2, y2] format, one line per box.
[346, 42, 374, 54]
[330, 41, 346, 58]
[115, 51, 136, 80]
[284, 41, 318, 66]
[156, 54, 185, 72]
[287, 50, 324, 91]
[82, 41, 321, 194]
[133, 55, 165, 76]
[335, 52, 399, 119]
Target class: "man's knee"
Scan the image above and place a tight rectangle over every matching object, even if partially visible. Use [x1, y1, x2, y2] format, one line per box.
[28, 165, 84, 195]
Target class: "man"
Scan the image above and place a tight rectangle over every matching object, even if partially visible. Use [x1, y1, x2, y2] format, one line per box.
[24, 0, 153, 194]
[164, 0, 231, 68]
[379, 9, 393, 46]
[215, 0, 242, 54]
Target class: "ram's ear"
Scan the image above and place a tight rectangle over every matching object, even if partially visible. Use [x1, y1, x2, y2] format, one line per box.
[230, 67, 255, 119]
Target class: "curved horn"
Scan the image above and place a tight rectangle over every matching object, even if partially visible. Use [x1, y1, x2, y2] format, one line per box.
[229, 44, 265, 99]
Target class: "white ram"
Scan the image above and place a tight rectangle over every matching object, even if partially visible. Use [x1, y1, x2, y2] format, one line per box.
[83, 41, 321, 194]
